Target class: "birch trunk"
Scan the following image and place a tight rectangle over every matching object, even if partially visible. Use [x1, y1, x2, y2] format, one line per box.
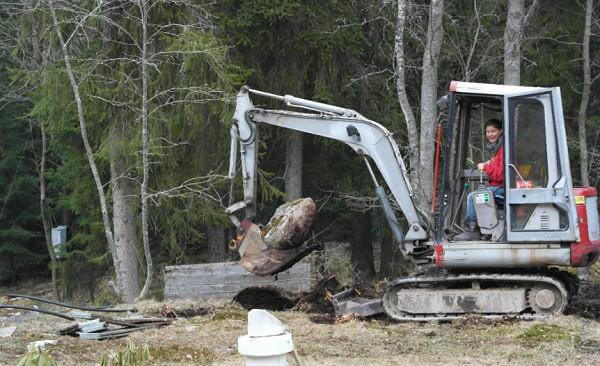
[578, 0, 592, 187]
[285, 131, 303, 201]
[39, 121, 60, 300]
[109, 128, 140, 302]
[417, 0, 445, 215]
[137, 0, 154, 300]
[576, 0, 593, 282]
[504, 0, 524, 85]
[48, 1, 124, 291]
[395, 0, 420, 182]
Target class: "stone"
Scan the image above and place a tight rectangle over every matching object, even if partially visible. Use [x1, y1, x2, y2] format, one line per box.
[261, 198, 317, 249]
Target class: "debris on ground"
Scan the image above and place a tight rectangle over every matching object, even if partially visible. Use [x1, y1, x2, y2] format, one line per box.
[331, 288, 383, 317]
[27, 339, 58, 352]
[1, 294, 170, 341]
[58, 317, 171, 340]
[0, 326, 16, 338]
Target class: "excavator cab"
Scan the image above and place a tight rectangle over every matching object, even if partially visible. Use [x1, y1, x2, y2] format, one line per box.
[439, 83, 580, 245]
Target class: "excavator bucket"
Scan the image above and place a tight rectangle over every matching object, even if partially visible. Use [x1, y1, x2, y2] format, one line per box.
[232, 222, 320, 276]
[227, 198, 320, 276]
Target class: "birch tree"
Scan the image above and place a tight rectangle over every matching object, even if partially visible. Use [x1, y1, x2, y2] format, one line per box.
[136, 0, 152, 300]
[43, 0, 230, 301]
[395, 0, 445, 224]
[503, 0, 540, 85]
[45, 0, 140, 300]
[578, 0, 592, 187]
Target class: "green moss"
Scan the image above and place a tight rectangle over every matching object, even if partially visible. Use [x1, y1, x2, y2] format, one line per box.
[516, 324, 578, 348]
[209, 306, 246, 321]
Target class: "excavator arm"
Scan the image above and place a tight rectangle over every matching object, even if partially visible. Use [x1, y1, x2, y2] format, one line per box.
[227, 86, 428, 276]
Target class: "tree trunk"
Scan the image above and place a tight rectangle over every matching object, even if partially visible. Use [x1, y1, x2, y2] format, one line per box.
[577, 0, 593, 282]
[38, 121, 60, 300]
[136, 0, 154, 301]
[379, 227, 393, 278]
[395, 0, 445, 223]
[109, 128, 140, 303]
[417, 0, 445, 218]
[395, 0, 420, 184]
[350, 211, 375, 281]
[207, 226, 227, 262]
[504, 0, 524, 85]
[49, 1, 137, 299]
[28, 5, 59, 300]
[285, 131, 303, 201]
[578, 0, 592, 187]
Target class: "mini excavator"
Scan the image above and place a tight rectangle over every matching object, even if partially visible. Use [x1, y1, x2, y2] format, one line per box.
[226, 82, 600, 320]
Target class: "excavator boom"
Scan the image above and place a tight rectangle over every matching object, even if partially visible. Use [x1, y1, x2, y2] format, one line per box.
[226, 86, 427, 276]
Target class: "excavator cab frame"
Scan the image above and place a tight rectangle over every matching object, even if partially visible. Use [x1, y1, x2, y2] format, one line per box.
[437, 84, 579, 245]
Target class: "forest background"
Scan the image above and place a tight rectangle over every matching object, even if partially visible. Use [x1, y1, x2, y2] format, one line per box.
[0, 0, 599, 304]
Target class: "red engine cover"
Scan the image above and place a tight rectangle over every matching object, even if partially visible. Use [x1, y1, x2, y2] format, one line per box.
[571, 187, 600, 267]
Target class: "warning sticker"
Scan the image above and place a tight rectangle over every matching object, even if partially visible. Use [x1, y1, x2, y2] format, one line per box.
[475, 192, 490, 204]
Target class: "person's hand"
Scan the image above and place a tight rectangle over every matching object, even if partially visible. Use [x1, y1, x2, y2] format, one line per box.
[477, 162, 486, 170]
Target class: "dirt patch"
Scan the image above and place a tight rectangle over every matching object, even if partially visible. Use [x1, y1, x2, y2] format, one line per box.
[233, 275, 340, 314]
[565, 282, 600, 320]
[233, 286, 297, 311]
[308, 313, 336, 324]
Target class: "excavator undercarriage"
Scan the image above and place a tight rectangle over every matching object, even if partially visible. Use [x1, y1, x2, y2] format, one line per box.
[382, 269, 579, 321]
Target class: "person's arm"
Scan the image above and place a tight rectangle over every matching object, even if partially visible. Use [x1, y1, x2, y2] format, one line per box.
[483, 147, 504, 183]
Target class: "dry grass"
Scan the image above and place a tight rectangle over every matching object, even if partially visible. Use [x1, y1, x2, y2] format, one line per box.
[2, 293, 600, 366]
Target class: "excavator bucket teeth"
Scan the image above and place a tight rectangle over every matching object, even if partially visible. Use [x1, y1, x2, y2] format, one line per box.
[236, 223, 321, 276]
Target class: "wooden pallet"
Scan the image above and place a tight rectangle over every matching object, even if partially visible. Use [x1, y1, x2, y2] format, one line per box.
[163, 261, 312, 300]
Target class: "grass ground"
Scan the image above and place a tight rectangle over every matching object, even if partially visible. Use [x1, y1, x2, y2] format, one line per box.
[2, 295, 600, 366]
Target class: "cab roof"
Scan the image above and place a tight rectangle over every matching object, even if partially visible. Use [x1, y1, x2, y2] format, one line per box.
[449, 81, 548, 96]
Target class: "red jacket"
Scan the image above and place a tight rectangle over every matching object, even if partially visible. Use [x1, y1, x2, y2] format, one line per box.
[484, 146, 504, 187]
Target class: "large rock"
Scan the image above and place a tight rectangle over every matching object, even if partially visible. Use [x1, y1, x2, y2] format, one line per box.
[262, 198, 317, 249]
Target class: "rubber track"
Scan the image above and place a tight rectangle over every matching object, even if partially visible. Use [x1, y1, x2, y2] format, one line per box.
[382, 272, 570, 321]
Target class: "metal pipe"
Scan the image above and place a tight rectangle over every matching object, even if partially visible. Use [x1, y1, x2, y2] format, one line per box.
[4, 294, 137, 313]
[228, 125, 239, 179]
[0, 304, 75, 321]
[245, 87, 285, 101]
[246, 87, 358, 117]
[362, 156, 380, 187]
[375, 186, 405, 246]
[362, 155, 405, 247]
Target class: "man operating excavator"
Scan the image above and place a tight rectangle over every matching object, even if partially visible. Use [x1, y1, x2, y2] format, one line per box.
[455, 118, 505, 241]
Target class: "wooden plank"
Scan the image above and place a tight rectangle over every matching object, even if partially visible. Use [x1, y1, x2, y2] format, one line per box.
[164, 261, 311, 300]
